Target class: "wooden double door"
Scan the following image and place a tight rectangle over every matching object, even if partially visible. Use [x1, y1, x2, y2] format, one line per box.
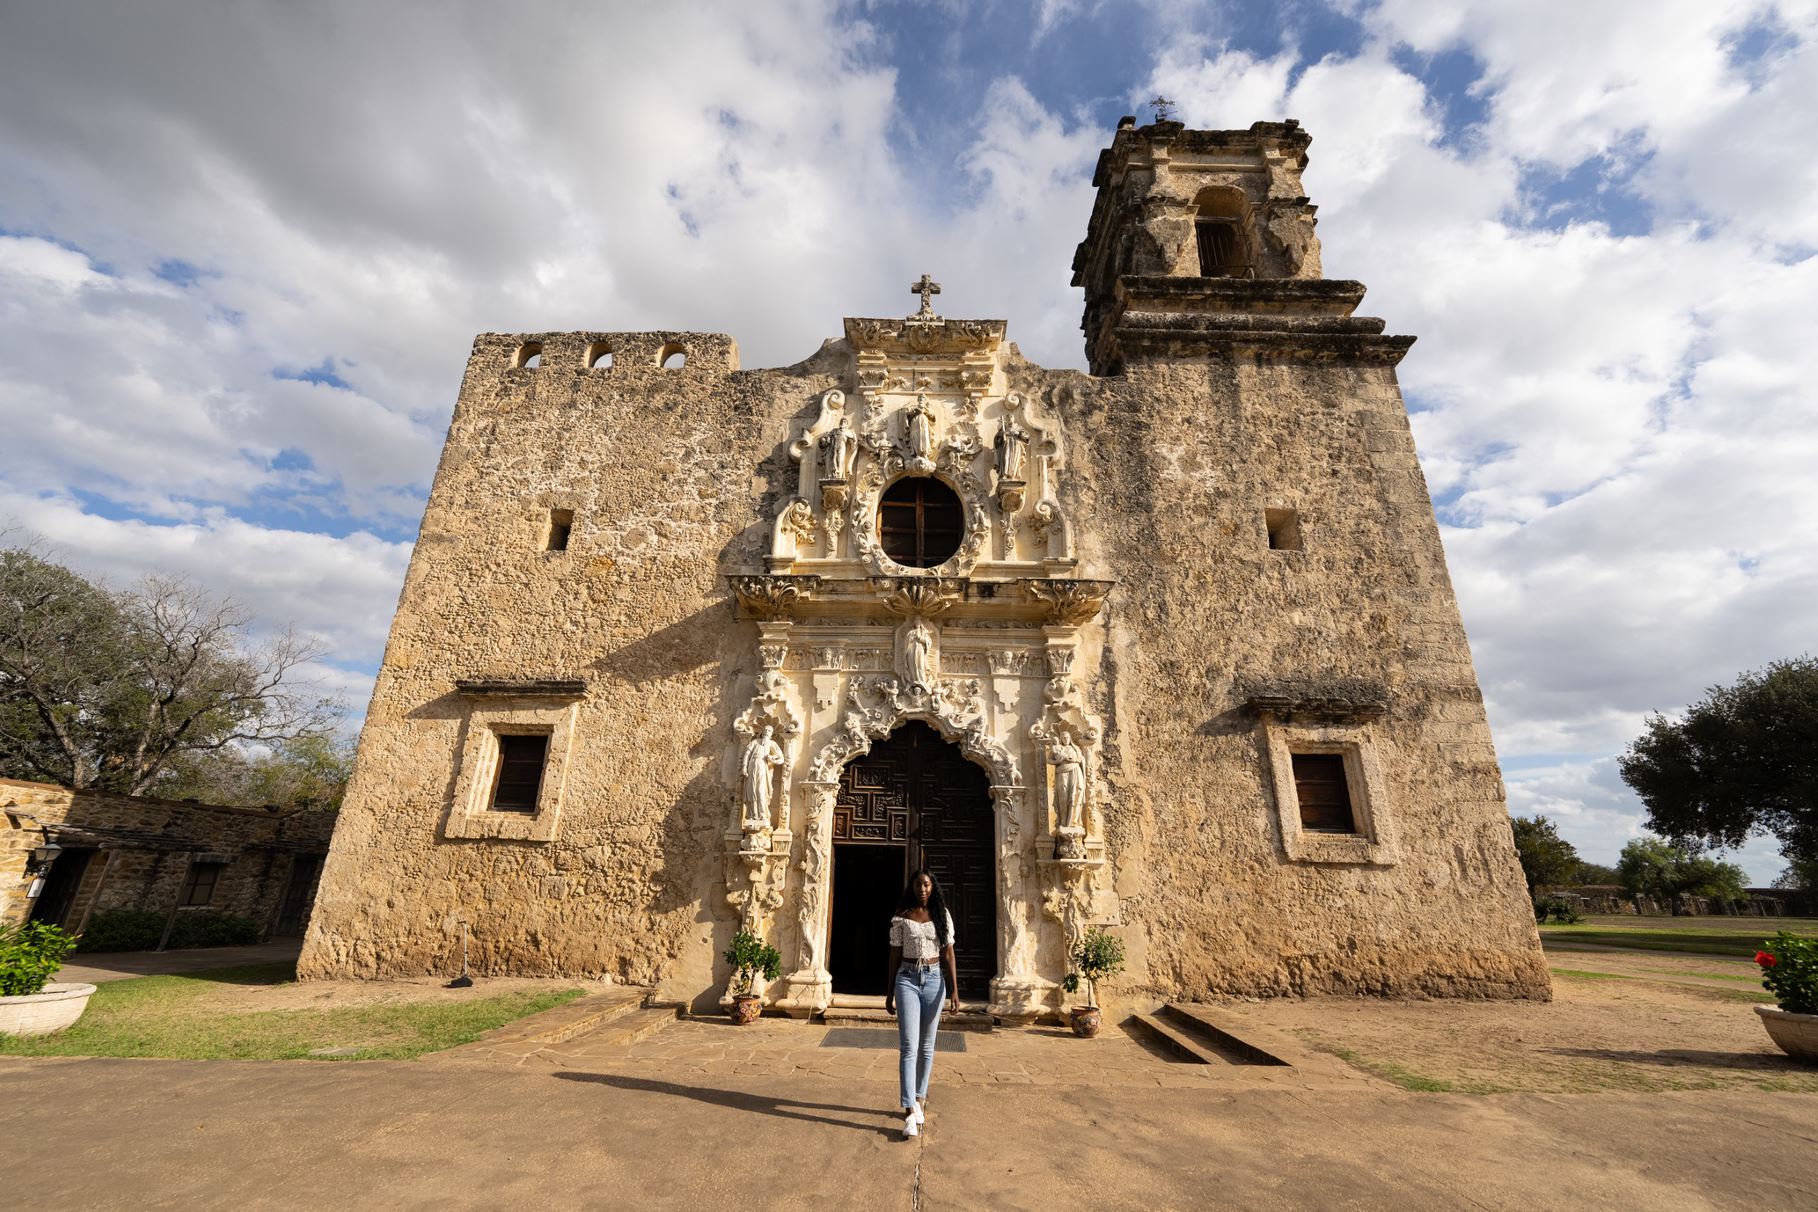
[827, 722, 997, 1000]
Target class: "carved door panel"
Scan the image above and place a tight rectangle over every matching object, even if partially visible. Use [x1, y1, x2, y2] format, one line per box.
[833, 721, 996, 1000]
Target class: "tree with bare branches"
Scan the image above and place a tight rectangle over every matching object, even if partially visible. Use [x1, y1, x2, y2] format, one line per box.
[0, 548, 340, 797]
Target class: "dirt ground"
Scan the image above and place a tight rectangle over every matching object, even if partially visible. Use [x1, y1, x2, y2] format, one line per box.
[1232, 946, 1816, 1093]
[189, 972, 593, 1013]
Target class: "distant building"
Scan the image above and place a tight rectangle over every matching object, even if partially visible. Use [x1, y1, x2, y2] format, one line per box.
[1, 777, 333, 941]
[301, 118, 1550, 1014]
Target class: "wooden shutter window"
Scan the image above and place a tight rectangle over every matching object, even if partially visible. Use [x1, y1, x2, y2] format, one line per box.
[1291, 753, 1356, 833]
[491, 734, 550, 813]
[879, 477, 964, 568]
[181, 861, 224, 906]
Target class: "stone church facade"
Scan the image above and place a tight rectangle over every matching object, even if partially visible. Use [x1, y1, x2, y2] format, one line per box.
[299, 118, 1550, 1015]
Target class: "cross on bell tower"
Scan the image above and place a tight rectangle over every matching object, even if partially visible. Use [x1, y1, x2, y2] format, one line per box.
[910, 273, 941, 319]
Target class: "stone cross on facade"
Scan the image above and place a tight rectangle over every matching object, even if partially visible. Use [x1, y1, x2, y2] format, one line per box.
[910, 273, 941, 319]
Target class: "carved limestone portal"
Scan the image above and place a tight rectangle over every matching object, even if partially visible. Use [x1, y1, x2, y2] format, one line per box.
[726, 299, 1116, 1020]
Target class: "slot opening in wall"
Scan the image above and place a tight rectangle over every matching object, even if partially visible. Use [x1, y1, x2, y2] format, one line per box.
[514, 341, 543, 369]
[586, 341, 613, 369]
[658, 342, 687, 369]
[1265, 507, 1302, 551]
[546, 509, 574, 552]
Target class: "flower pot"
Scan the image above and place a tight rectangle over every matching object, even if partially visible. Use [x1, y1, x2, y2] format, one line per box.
[730, 994, 763, 1025]
[1069, 1006, 1102, 1038]
[1756, 1005, 1818, 1064]
[0, 982, 97, 1037]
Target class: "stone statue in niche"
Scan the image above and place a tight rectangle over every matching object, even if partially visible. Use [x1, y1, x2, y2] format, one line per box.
[740, 725, 786, 832]
[995, 415, 1029, 483]
[818, 419, 858, 483]
[907, 393, 937, 471]
[1048, 728, 1087, 835]
[904, 618, 937, 693]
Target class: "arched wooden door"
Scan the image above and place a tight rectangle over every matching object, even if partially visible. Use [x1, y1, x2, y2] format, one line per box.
[828, 721, 996, 1000]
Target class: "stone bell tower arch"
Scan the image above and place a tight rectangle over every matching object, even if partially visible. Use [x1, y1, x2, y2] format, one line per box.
[722, 281, 1116, 1021]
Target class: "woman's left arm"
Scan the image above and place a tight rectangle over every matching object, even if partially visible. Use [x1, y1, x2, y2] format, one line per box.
[942, 944, 959, 1012]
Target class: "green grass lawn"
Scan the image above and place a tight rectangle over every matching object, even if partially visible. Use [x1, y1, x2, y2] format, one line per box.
[0, 964, 584, 1061]
[1539, 915, 1818, 958]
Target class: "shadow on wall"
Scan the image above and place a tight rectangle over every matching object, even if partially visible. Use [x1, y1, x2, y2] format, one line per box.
[596, 603, 729, 686]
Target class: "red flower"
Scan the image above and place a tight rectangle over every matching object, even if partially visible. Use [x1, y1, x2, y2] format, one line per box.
[1755, 951, 1778, 968]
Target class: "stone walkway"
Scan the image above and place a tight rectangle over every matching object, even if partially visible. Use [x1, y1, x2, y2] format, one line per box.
[54, 940, 303, 984]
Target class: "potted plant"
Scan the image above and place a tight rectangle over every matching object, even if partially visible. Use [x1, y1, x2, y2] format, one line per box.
[0, 920, 92, 1037]
[723, 929, 781, 1025]
[1061, 926, 1125, 1038]
[1754, 932, 1818, 1063]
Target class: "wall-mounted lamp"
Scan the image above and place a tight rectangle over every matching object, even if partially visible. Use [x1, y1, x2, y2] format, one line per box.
[27, 842, 64, 875]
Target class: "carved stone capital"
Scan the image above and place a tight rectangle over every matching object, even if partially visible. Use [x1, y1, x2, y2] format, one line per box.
[728, 575, 823, 620]
[1026, 579, 1113, 626]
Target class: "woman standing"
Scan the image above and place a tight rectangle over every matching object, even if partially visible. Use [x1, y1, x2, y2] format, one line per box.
[883, 869, 958, 1140]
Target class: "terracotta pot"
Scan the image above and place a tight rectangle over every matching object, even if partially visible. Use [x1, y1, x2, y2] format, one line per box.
[1070, 1006, 1102, 1038]
[730, 994, 763, 1025]
[0, 982, 97, 1038]
[1756, 1005, 1818, 1064]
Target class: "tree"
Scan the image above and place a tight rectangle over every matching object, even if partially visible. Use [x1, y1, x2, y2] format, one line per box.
[1510, 815, 1581, 899]
[1619, 656, 1818, 874]
[1574, 860, 1620, 885]
[1, 548, 338, 796]
[1617, 837, 1749, 915]
[159, 733, 354, 813]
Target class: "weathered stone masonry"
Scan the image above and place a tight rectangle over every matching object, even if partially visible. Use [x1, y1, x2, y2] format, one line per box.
[299, 119, 1550, 1012]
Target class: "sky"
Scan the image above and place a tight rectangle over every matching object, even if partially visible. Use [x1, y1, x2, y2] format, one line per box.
[2, 0, 1814, 882]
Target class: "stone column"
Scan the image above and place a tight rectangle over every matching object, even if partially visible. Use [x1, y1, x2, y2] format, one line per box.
[987, 782, 1052, 1022]
[773, 779, 837, 1018]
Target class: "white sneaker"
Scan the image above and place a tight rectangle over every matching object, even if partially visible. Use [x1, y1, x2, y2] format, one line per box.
[903, 1115, 919, 1139]
[911, 1103, 925, 1125]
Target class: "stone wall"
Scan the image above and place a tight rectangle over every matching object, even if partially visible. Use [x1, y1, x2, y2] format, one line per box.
[1, 778, 335, 936]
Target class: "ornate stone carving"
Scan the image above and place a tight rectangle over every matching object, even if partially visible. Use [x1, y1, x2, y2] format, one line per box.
[906, 392, 938, 473]
[739, 726, 786, 835]
[729, 575, 821, 620]
[902, 617, 938, 694]
[779, 499, 818, 548]
[873, 576, 963, 618]
[1028, 579, 1112, 626]
[987, 649, 1030, 675]
[807, 675, 1018, 789]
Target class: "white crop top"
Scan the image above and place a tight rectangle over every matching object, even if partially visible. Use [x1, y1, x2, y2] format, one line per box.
[890, 911, 955, 960]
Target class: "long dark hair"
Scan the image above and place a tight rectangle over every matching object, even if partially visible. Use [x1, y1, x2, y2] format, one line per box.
[896, 868, 950, 948]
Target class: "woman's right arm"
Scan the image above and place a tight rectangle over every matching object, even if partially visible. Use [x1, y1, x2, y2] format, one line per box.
[883, 945, 903, 1015]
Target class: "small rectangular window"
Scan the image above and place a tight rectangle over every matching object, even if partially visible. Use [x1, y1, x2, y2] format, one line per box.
[1291, 753, 1356, 833]
[1265, 507, 1302, 551]
[547, 509, 573, 552]
[180, 861, 224, 907]
[491, 733, 550, 813]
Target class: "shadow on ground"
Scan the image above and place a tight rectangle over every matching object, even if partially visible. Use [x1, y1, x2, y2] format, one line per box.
[551, 1072, 906, 1138]
[1542, 1046, 1807, 1073]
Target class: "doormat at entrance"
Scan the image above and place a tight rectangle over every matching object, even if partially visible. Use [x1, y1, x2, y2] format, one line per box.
[820, 1028, 967, 1052]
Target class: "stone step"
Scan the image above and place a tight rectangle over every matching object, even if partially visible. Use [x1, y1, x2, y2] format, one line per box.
[821, 1006, 997, 1033]
[1160, 1003, 1292, 1067]
[572, 1006, 678, 1049]
[1126, 1012, 1229, 1064]
[467, 987, 652, 1050]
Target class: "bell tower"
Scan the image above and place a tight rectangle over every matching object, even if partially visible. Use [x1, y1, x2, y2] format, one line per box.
[1071, 117, 1406, 375]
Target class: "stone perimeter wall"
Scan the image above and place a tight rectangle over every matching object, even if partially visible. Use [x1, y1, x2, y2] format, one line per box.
[299, 323, 1547, 1005]
[1, 778, 334, 933]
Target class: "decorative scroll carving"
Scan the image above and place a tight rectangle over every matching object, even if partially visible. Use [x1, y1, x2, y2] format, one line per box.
[778, 499, 818, 549]
[729, 575, 822, 620]
[844, 317, 1005, 354]
[1028, 579, 1113, 626]
[807, 675, 1017, 789]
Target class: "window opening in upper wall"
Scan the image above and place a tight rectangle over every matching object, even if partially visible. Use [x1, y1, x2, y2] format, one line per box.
[180, 860, 224, 907]
[1290, 752, 1356, 833]
[490, 733, 550, 813]
[1265, 507, 1303, 551]
[547, 509, 573, 552]
[1192, 186, 1253, 278]
[586, 341, 613, 369]
[879, 476, 964, 568]
[514, 341, 543, 369]
[659, 343, 687, 369]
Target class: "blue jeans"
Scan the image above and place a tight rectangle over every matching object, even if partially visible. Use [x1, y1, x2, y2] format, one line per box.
[894, 962, 945, 1110]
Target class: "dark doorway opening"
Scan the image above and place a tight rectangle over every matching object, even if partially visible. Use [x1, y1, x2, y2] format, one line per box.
[29, 847, 95, 929]
[273, 854, 324, 937]
[829, 844, 906, 995]
[827, 721, 997, 1000]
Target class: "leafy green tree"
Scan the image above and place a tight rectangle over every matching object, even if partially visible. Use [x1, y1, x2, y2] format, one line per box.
[159, 733, 354, 813]
[1616, 837, 1749, 915]
[1619, 656, 1818, 877]
[1, 547, 338, 796]
[1574, 860, 1620, 884]
[1510, 815, 1581, 899]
